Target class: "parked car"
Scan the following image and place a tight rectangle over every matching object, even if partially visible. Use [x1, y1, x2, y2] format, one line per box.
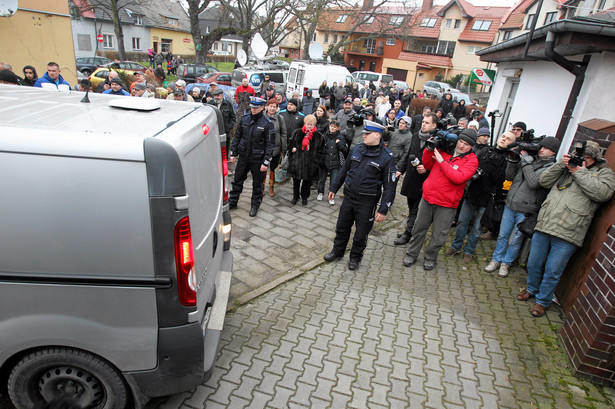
[0, 85, 233, 409]
[450, 90, 471, 104]
[76, 56, 113, 76]
[422, 80, 453, 99]
[196, 72, 232, 86]
[178, 64, 218, 84]
[394, 80, 410, 91]
[352, 71, 394, 88]
[88, 67, 136, 89]
[101, 61, 147, 72]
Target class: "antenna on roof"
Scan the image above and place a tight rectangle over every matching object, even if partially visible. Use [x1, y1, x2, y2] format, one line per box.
[308, 42, 324, 60]
[0, 0, 18, 17]
[81, 87, 91, 103]
[251, 33, 268, 59]
[237, 49, 247, 66]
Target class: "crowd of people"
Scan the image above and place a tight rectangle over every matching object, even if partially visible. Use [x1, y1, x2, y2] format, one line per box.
[2, 60, 613, 318]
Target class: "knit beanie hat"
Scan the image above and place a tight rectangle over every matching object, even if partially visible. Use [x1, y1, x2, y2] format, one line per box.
[288, 98, 298, 107]
[539, 137, 560, 154]
[477, 127, 490, 137]
[458, 128, 478, 147]
[513, 121, 527, 131]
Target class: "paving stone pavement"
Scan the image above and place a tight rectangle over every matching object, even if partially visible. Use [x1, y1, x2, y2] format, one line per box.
[155, 217, 615, 408]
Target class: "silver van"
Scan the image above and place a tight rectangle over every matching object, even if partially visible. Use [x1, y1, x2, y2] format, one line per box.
[0, 86, 233, 409]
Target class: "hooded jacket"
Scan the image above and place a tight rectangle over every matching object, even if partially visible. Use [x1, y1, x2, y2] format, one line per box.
[536, 159, 615, 247]
[22, 65, 38, 86]
[387, 128, 413, 173]
[33, 72, 71, 90]
[323, 129, 347, 170]
[421, 148, 478, 208]
[504, 155, 555, 214]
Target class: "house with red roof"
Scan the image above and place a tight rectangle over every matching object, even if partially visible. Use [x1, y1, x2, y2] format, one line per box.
[381, 0, 508, 91]
[497, 0, 567, 44]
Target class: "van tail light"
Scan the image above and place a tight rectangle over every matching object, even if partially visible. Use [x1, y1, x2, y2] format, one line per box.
[174, 216, 197, 307]
[220, 145, 229, 202]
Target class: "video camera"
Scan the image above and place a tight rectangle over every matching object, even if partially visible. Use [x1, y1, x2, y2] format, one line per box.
[506, 134, 544, 161]
[568, 141, 586, 168]
[347, 108, 365, 127]
[425, 128, 459, 154]
[519, 128, 535, 143]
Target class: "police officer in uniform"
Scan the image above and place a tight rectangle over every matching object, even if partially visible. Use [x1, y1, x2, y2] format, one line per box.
[229, 97, 275, 217]
[324, 120, 397, 270]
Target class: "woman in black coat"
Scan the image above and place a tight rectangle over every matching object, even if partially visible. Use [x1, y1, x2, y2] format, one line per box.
[318, 80, 330, 107]
[288, 114, 325, 205]
[453, 99, 468, 121]
[315, 104, 330, 135]
[438, 93, 454, 116]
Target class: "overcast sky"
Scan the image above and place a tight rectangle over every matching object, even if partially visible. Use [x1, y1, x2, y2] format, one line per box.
[434, 0, 518, 6]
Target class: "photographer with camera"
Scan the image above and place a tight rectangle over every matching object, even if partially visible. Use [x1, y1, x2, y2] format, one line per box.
[402, 128, 479, 270]
[517, 141, 615, 317]
[446, 131, 515, 263]
[484, 137, 560, 277]
[395, 113, 439, 245]
[510, 121, 527, 140]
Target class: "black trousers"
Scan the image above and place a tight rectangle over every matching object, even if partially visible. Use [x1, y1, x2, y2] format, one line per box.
[229, 158, 265, 209]
[332, 193, 377, 261]
[404, 196, 421, 235]
[293, 178, 312, 201]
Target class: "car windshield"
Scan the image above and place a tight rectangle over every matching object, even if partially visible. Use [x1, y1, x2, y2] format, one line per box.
[201, 72, 216, 79]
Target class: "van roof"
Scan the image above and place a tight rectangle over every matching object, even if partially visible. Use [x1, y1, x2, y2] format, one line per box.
[0, 85, 212, 160]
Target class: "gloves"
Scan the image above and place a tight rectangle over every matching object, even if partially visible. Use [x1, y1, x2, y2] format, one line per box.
[520, 152, 534, 165]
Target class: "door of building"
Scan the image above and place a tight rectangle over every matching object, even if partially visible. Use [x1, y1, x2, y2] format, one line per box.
[386, 67, 408, 81]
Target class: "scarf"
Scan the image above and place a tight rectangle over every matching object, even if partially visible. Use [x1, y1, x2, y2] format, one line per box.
[301, 125, 315, 151]
[418, 130, 433, 149]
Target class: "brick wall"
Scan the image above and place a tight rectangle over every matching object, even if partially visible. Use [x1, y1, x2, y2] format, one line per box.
[561, 224, 615, 385]
[560, 122, 615, 386]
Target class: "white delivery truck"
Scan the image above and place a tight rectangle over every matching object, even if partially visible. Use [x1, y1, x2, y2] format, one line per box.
[285, 60, 358, 101]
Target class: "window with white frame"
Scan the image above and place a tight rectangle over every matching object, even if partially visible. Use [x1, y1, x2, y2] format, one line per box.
[77, 34, 92, 51]
[386, 38, 395, 46]
[134, 14, 143, 26]
[390, 16, 403, 25]
[132, 37, 141, 50]
[454, 19, 461, 28]
[525, 14, 535, 29]
[365, 16, 374, 24]
[324, 33, 329, 43]
[420, 17, 437, 27]
[445, 19, 452, 28]
[472, 20, 491, 31]
[103, 34, 113, 49]
[503, 30, 512, 41]
[166, 17, 178, 26]
[161, 39, 172, 53]
[436, 40, 455, 56]
[336, 15, 348, 23]
[333, 34, 338, 42]
[206, 26, 210, 33]
[364, 38, 376, 54]
[467, 45, 483, 54]
[421, 44, 436, 53]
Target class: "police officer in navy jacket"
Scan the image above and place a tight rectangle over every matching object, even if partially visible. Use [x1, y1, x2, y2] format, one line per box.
[324, 120, 397, 270]
[229, 97, 275, 217]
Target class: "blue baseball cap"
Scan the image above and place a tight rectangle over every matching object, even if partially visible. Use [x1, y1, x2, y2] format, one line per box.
[363, 120, 386, 134]
[250, 97, 266, 107]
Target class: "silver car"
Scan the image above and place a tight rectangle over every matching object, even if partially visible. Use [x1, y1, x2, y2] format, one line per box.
[423, 80, 452, 99]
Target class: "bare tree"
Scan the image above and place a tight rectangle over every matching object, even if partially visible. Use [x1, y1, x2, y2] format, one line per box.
[185, 0, 238, 64]
[73, 0, 139, 60]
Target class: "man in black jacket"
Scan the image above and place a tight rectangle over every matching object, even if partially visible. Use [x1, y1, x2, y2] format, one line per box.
[324, 120, 397, 270]
[445, 131, 516, 262]
[208, 88, 236, 157]
[229, 97, 275, 217]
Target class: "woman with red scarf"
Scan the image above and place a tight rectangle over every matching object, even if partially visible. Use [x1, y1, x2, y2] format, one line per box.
[287, 114, 325, 205]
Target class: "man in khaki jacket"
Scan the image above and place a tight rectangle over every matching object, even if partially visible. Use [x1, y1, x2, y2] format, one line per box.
[517, 141, 615, 317]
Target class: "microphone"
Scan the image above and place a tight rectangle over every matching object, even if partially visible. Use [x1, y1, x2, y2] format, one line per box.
[409, 154, 420, 167]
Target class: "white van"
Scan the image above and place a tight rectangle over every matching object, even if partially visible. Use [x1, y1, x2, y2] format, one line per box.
[285, 61, 357, 101]
[0, 86, 233, 409]
[352, 71, 395, 88]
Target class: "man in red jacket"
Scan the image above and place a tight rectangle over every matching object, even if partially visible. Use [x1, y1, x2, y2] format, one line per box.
[403, 128, 479, 270]
[234, 77, 255, 112]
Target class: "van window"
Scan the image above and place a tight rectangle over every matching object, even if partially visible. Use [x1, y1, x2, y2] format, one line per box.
[268, 73, 285, 84]
[288, 68, 297, 83]
[363, 73, 379, 82]
[297, 69, 305, 86]
[382, 74, 394, 84]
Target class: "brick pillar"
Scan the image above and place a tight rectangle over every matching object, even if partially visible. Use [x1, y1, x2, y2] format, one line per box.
[561, 224, 615, 385]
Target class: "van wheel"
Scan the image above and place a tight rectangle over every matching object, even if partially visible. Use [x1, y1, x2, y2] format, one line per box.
[8, 347, 128, 409]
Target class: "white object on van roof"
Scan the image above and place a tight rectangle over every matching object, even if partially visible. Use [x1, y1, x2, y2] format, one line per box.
[109, 97, 161, 111]
[0, 0, 18, 17]
[251, 33, 268, 59]
[308, 42, 324, 60]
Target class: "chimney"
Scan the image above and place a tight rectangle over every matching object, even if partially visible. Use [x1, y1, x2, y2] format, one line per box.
[422, 0, 434, 12]
[363, 0, 374, 8]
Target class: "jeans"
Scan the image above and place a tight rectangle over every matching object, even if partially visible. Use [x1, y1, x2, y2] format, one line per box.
[451, 201, 486, 256]
[406, 199, 456, 262]
[492, 206, 527, 265]
[526, 231, 577, 307]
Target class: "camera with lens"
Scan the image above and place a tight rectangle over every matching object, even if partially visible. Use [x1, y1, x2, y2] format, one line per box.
[568, 141, 586, 168]
[348, 110, 364, 127]
[437, 114, 458, 131]
[520, 128, 535, 143]
[506, 137, 543, 162]
[425, 129, 458, 153]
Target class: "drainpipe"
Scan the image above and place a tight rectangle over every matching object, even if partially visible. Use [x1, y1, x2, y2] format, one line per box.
[544, 30, 588, 141]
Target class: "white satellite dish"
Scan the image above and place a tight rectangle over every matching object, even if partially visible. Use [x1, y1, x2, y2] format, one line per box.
[237, 49, 247, 67]
[0, 0, 18, 17]
[251, 33, 268, 60]
[308, 42, 324, 60]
